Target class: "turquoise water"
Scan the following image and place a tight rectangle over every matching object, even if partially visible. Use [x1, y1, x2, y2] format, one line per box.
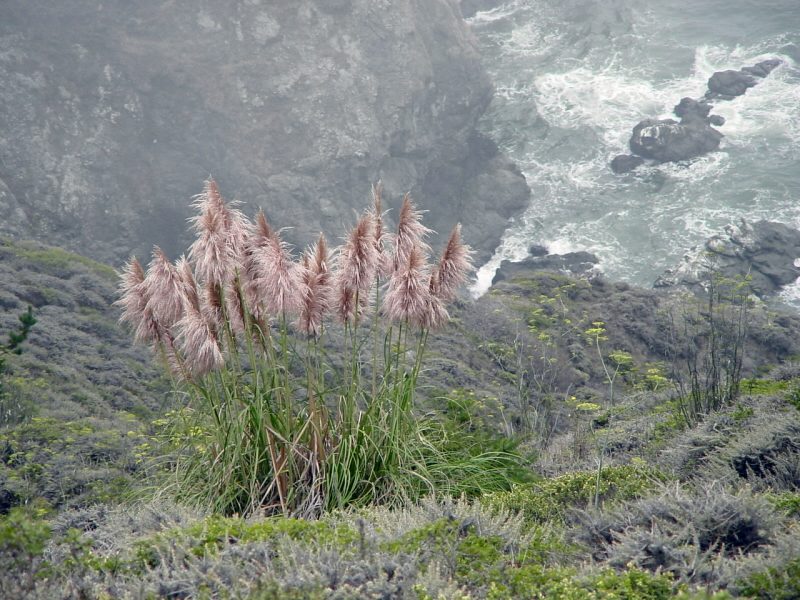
[468, 0, 800, 300]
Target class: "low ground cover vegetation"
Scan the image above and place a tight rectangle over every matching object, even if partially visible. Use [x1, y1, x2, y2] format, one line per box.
[2, 182, 800, 597]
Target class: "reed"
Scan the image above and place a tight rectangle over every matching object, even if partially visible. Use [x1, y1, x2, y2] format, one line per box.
[119, 179, 517, 517]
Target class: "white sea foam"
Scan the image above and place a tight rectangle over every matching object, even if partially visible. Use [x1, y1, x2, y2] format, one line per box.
[469, 2, 800, 301]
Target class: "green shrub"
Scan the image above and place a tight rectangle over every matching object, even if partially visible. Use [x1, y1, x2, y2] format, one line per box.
[483, 463, 666, 523]
[484, 566, 677, 599]
[765, 491, 800, 517]
[0, 505, 52, 596]
[738, 556, 800, 599]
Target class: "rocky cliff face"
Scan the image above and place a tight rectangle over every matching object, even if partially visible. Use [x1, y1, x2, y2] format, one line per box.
[0, 0, 528, 264]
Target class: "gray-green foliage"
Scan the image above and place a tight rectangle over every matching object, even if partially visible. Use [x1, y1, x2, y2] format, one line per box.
[0, 238, 163, 514]
[574, 482, 778, 586]
[0, 305, 36, 425]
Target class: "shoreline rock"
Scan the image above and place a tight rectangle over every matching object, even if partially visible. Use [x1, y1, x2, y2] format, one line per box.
[611, 59, 782, 174]
[493, 245, 600, 284]
[654, 219, 800, 298]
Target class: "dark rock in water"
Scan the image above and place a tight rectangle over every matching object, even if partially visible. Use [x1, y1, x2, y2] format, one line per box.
[629, 118, 722, 163]
[741, 58, 782, 78]
[673, 97, 712, 120]
[705, 59, 783, 100]
[493, 250, 599, 284]
[610, 154, 645, 174]
[655, 220, 800, 298]
[612, 59, 781, 173]
[528, 244, 549, 257]
[706, 70, 758, 100]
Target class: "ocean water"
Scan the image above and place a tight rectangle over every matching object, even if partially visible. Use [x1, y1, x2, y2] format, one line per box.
[467, 0, 800, 302]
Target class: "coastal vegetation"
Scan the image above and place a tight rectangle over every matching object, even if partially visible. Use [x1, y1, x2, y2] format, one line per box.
[2, 185, 800, 597]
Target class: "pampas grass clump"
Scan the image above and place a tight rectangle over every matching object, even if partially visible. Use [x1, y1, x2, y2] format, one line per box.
[118, 179, 518, 517]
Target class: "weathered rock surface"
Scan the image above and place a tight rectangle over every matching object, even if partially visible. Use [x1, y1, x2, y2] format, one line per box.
[611, 60, 781, 173]
[654, 220, 800, 298]
[493, 245, 599, 284]
[628, 116, 723, 163]
[610, 154, 645, 174]
[0, 1, 529, 265]
[705, 59, 782, 100]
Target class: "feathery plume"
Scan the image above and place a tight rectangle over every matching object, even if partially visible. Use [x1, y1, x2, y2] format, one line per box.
[335, 285, 366, 324]
[225, 278, 247, 334]
[371, 182, 393, 278]
[116, 256, 164, 344]
[432, 223, 473, 303]
[337, 211, 378, 293]
[176, 255, 201, 313]
[224, 205, 251, 264]
[242, 210, 305, 317]
[144, 247, 185, 330]
[202, 282, 225, 336]
[188, 178, 237, 286]
[176, 302, 225, 377]
[298, 234, 332, 337]
[392, 193, 432, 273]
[420, 270, 450, 330]
[382, 246, 431, 327]
[116, 256, 147, 329]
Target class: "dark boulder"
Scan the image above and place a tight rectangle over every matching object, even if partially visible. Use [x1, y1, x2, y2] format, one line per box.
[706, 70, 758, 100]
[493, 250, 599, 284]
[741, 58, 782, 78]
[673, 97, 712, 120]
[705, 59, 783, 100]
[612, 59, 781, 173]
[655, 220, 800, 298]
[629, 118, 722, 163]
[610, 154, 645, 174]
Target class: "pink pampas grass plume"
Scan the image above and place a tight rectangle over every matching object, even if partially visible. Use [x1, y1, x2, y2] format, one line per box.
[144, 247, 185, 330]
[422, 273, 450, 330]
[202, 282, 225, 336]
[337, 211, 378, 293]
[371, 182, 393, 278]
[176, 255, 201, 314]
[243, 210, 305, 317]
[225, 280, 247, 334]
[392, 193, 432, 273]
[117, 256, 147, 328]
[223, 204, 251, 265]
[298, 234, 332, 337]
[116, 256, 164, 344]
[432, 223, 473, 303]
[382, 246, 431, 327]
[176, 302, 225, 377]
[335, 285, 368, 324]
[188, 178, 238, 287]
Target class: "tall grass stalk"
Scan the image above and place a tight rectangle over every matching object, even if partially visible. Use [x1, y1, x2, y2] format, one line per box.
[119, 179, 519, 517]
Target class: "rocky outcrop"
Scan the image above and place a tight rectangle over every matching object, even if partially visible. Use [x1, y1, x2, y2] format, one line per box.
[627, 111, 722, 163]
[0, 1, 529, 264]
[493, 245, 599, 284]
[611, 60, 781, 173]
[705, 59, 782, 100]
[654, 220, 800, 298]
